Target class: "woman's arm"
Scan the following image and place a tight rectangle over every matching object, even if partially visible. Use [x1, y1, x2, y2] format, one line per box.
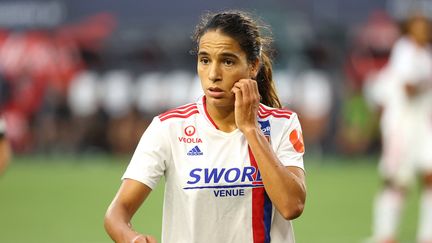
[232, 79, 306, 220]
[242, 127, 306, 220]
[104, 179, 157, 243]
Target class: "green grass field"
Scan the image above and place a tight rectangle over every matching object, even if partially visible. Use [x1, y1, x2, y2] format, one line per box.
[0, 155, 421, 243]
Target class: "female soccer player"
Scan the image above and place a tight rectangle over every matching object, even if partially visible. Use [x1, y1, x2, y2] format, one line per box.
[104, 10, 307, 243]
[368, 13, 432, 243]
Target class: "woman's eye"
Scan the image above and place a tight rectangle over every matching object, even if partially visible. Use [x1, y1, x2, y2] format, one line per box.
[224, 59, 234, 66]
[200, 58, 210, 65]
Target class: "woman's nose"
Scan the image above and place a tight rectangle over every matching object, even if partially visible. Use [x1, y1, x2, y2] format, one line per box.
[208, 63, 222, 82]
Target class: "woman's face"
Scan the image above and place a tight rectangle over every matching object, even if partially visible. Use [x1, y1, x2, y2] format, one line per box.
[409, 18, 430, 46]
[197, 30, 258, 108]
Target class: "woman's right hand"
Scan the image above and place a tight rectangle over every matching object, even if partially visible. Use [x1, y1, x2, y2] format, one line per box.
[131, 234, 157, 243]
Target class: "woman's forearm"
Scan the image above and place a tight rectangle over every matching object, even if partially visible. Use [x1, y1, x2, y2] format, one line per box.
[105, 179, 153, 243]
[243, 127, 306, 219]
[104, 202, 139, 243]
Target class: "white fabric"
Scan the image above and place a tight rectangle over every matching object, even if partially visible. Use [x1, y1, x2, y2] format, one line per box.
[372, 189, 404, 241]
[370, 37, 432, 186]
[163, 71, 194, 108]
[123, 96, 304, 243]
[294, 70, 332, 119]
[100, 70, 134, 118]
[67, 71, 99, 117]
[135, 72, 165, 113]
[418, 189, 432, 242]
[273, 70, 295, 106]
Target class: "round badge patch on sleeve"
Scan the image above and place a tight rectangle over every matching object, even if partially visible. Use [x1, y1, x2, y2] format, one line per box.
[289, 129, 305, 153]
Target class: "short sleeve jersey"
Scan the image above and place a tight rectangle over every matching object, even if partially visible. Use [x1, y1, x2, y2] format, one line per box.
[123, 96, 305, 243]
[389, 37, 432, 87]
[387, 37, 432, 111]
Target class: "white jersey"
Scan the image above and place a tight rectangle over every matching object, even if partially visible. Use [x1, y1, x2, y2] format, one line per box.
[368, 37, 432, 185]
[386, 37, 432, 116]
[123, 96, 305, 243]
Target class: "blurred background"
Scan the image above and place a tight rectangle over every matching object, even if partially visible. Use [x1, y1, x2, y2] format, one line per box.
[0, 0, 430, 242]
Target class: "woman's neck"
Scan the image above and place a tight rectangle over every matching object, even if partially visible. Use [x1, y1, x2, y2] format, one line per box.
[206, 102, 237, 132]
[409, 35, 428, 47]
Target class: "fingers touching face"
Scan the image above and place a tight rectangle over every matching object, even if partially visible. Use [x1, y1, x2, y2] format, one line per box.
[231, 79, 260, 105]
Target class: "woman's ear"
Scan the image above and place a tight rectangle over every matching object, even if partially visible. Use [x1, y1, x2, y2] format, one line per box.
[250, 59, 260, 79]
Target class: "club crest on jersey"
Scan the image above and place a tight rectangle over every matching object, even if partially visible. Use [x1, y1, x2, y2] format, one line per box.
[258, 120, 271, 137]
[187, 145, 203, 156]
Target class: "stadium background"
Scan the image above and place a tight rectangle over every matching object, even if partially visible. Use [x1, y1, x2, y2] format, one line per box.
[0, 0, 428, 242]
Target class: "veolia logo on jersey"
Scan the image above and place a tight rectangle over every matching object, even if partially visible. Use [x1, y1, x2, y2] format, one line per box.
[178, 125, 202, 143]
[184, 125, 196, 136]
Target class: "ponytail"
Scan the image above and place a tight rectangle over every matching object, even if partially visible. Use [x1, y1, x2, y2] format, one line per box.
[256, 52, 281, 108]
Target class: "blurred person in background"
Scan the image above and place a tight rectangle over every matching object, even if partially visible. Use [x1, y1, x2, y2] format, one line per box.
[0, 116, 11, 175]
[293, 42, 333, 156]
[104, 10, 306, 243]
[366, 13, 432, 243]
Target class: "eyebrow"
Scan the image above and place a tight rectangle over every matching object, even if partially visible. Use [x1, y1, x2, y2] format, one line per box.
[197, 51, 240, 59]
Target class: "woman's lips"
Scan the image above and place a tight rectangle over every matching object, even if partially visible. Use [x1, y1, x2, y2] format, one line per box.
[207, 87, 225, 98]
